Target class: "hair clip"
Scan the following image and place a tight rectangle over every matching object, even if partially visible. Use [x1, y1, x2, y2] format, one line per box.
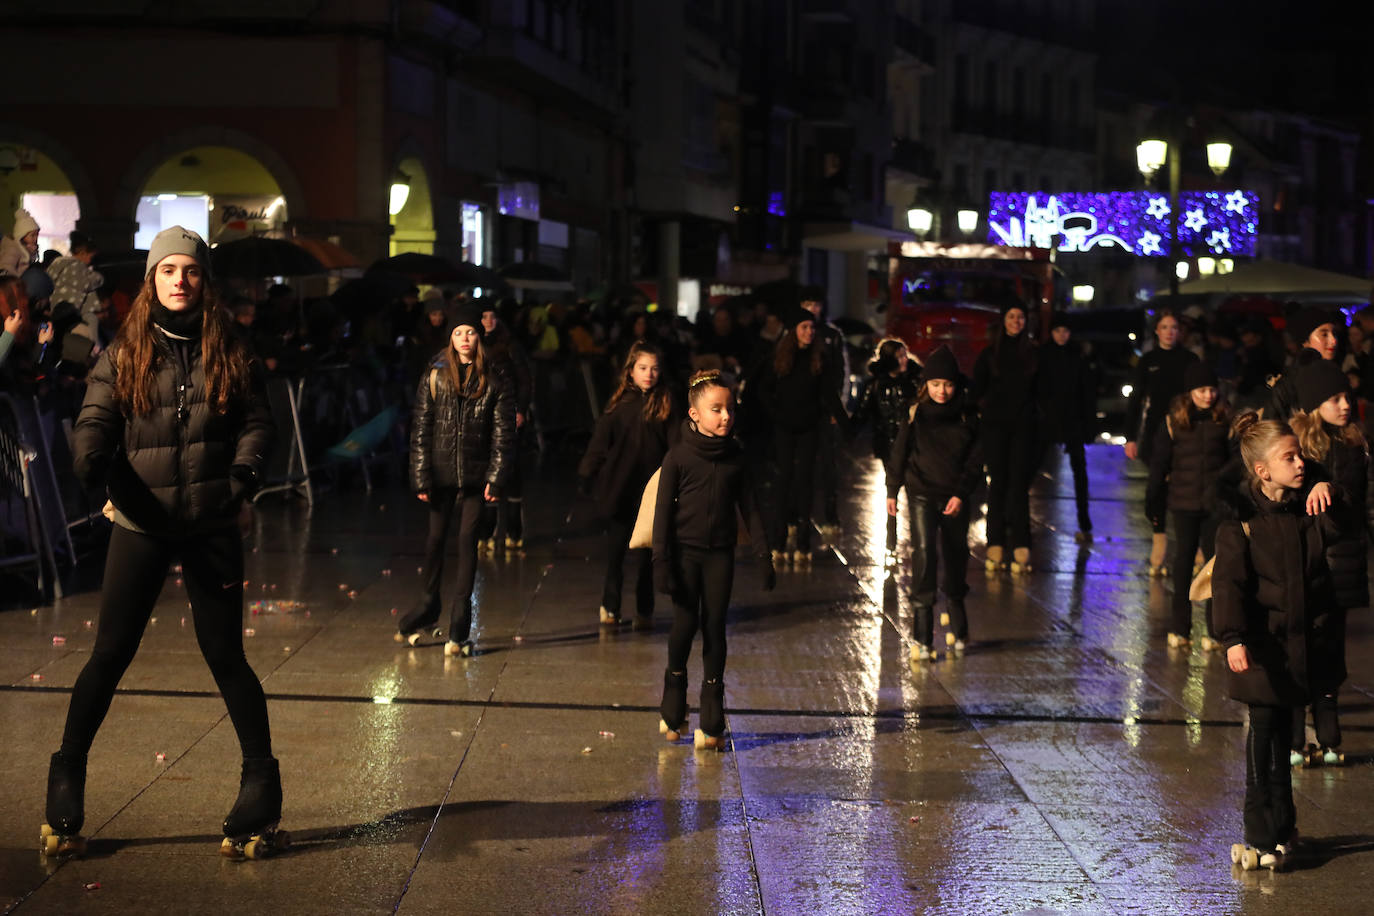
[689, 373, 722, 388]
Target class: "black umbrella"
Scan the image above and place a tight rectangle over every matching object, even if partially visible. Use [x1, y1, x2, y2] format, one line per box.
[330, 271, 414, 314]
[90, 249, 150, 290]
[833, 317, 876, 338]
[750, 278, 804, 311]
[457, 261, 506, 289]
[368, 252, 467, 285]
[498, 261, 573, 291]
[211, 236, 325, 278]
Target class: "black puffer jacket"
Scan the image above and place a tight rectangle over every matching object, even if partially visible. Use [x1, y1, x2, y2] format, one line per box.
[1124, 346, 1198, 462]
[1213, 478, 1342, 705]
[971, 331, 1036, 427]
[1266, 348, 1323, 422]
[1037, 340, 1098, 445]
[409, 355, 516, 493]
[73, 331, 274, 537]
[886, 394, 984, 502]
[1308, 430, 1374, 611]
[577, 387, 679, 520]
[1146, 407, 1231, 514]
[851, 363, 922, 461]
[761, 345, 845, 433]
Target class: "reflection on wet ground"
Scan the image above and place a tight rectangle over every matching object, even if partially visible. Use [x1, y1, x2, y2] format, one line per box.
[3, 444, 1373, 914]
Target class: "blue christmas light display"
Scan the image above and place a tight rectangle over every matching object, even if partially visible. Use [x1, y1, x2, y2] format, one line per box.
[986, 190, 1259, 257]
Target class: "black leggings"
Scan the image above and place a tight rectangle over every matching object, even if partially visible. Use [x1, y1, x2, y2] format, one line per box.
[400, 487, 483, 641]
[908, 494, 970, 645]
[666, 547, 735, 682]
[602, 512, 654, 618]
[982, 420, 1035, 549]
[1170, 510, 1217, 637]
[1245, 704, 1296, 850]
[62, 524, 271, 759]
[772, 426, 819, 550]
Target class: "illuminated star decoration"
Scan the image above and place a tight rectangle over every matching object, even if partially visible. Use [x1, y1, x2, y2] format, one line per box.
[1206, 227, 1232, 252]
[1137, 231, 1163, 256]
[1183, 208, 1208, 232]
[1146, 196, 1170, 219]
[1224, 190, 1249, 214]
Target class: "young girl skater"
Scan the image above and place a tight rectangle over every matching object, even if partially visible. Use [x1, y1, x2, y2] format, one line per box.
[1286, 359, 1371, 766]
[852, 338, 923, 558]
[1146, 362, 1231, 651]
[1214, 413, 1337, 871]
[402, 304, 516, 655]
[654, 371, 774, 748]
[477, 303, 533, 555]
[578, 340, 678, 627]
[885, 346, 983, 660]
[52, 227, 280, 859]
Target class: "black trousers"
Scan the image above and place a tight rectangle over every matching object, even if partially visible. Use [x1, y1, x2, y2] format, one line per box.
[908, 495, 970, 645]
[62, 524, 272, 759]
[1170, 510, 1217, 637]
[1245, 704, 1296, 850]
[1065, 441, 1091, 531]
[602, 512, 653, 618]
[400, 487, 483, 641]
[666, 546, 735, 682]
[772, 426, 819, 550]
[1292, 692, 1342, 750]
[478, 439, 524, 541]
[983, 420, 1035, 549]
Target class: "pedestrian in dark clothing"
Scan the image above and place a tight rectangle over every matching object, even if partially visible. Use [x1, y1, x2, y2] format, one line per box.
[851, 338, 922, 555]
[1267, 306, 1340, 422]
[1214, 412, 1338, 871]
[578, 340, 679, 627]
[1286, 359, 1373, 766]
[654, 371, 774, 749]
[1037, 312, 1098, 540]
[886, 346, 982, 660]
[1124, 310, 1200, 572]
[477, 303, 534, 552]
[1147, 361, 1231, 647]
[402, 304, 516, 655]
[802, 288, 848, 535]
[1236, 319, 1280, 410]
[52, 227, 281, 858]
[971, 301, 1038, 573]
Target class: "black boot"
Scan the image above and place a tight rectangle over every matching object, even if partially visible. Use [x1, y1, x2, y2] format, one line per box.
[223, 757, 282, 839]
[660, 669, 688, 739]
[45, 750, 86, 835]
[695, 678, 726, 749]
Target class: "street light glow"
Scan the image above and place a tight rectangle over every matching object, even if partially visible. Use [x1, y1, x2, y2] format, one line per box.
[907, 207, 933, 233]
[1136, 139, 1167, 178]
[1197, 256, 1216, 276]
[389, 172, 411, 215]
[1207, 142, 1233, 176]
[957, 208, 979, 234]
[1071, 284, 1094, 303]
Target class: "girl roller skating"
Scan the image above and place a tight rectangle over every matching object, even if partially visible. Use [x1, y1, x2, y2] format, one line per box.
[50, 227, 281, 859]
[578, 340, 678, 628]
[477, 303, 534, 555]
[1213, 412, 1336, 871]
[1146, 361, 1230, 651]
[1286, 359, 1371, 767]
[851, 338, 922, 561]
[885, 346, 982, 661]
[653, 371, 774, 749]
[401, 304, 516, 655]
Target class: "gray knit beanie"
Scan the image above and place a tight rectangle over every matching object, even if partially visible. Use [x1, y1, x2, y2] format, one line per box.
[145, 226, 211, 278]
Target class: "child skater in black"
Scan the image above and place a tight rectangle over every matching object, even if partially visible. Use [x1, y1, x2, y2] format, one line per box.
[885, 346, 983, 661]
[1146, 362, 1230, 652]
[1214, 412, 1336, 871]
[654, 371, 774, 749]
[851, 338, 922, 560]
[1286, 359, 1372, 766]
[578, 340, 678, 627]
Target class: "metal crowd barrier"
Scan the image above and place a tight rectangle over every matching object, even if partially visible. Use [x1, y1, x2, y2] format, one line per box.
[0, 394, 62, 600]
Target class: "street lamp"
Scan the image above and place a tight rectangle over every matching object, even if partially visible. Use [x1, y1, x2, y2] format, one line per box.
[1206, 142, 1233, 177]
[956, 208, 979, 235]
[1071, 284, 1094, 304]
[1137, 129, 1231, 303]
[907, 207, 933, 234]
[1197, 256, 1216, 277]
[389, 171, 411, 216]
[1136, 139, 1167, 181]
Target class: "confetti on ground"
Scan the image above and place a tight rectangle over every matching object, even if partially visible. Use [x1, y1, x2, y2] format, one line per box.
[581, 747, 592, 754]
[84, 883, 100, 891]
[30, 673, 42, 680]
[598, 731, 615, 738]
[244, 628, 256, 637]
[52, 636, 66, 646]
[156, 752, 166, 761]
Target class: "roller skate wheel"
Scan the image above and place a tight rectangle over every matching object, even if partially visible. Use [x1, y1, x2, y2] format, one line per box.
[1230, 843, 1245, 865]
[243, 838, 262, 859]
[1289, 749, 1307, 768]
[42, 833, 59, 856]
[939, 612, 950, 627]
[1322, 748, 1344, 765]
[444, 640, 472, 657]
[659, 719, 686, 742]
[952, 638, 966, 653]
[1240, 847, 1259, 870]
[693, 729, 723, 751]
[945, 631, 956, 647]
[598, 606, 619, 625]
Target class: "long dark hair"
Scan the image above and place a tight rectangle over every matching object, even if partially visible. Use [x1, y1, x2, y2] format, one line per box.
[112, 276, 250, 416]
[773, 327, 823, 377]
[443, 331, 489, 400]
[604, 340, 672, 422]
[1167, 391, 1229, 433]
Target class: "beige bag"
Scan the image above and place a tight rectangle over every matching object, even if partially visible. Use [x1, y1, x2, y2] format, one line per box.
[628, 469, 660, 549]
[1188, 521, 1248, 601]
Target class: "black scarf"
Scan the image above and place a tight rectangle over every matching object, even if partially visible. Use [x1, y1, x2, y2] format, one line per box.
[918, 396, 962, 424]
[152, 301, 205, 339]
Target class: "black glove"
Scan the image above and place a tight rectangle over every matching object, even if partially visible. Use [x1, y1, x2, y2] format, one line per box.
[229, 464, 258, 504]
[761, 558, 776, 592]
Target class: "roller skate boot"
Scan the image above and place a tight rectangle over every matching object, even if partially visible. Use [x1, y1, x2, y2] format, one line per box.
[221, 757, 288, 860]
[1148, 533, 1168, 576]
[40, 751, 86, 857]
[1290, 743, 1320, 768]
[1166, 632, 1191, 650]
[504, 536, 525, 557]
[1199, 635, 1223, 653]
[984, 545, 1005, 574]
[1321, 746, 1345, 766]
[444, 639, 474, 657]
[1010, 547, 1032, 574]
[394, 626, 443, 647]
[598, 606, 621, 626]
[659, 669, 689, 741]
[1231, 843, 1284, 871]
[785, 524, 798, 552]
[909, 642, 935, 663]
[694, 678, 726, 751]
[944, 632, 966, 654]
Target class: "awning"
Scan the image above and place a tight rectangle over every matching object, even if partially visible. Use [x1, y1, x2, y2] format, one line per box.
[803, 221, 916, 252]
[1179, 259, 1371, 300]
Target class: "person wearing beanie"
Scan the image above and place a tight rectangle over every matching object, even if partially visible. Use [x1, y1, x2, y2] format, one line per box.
[51, 225, 284, 859]
[759, 302, 845, 565]
[1286, 357, 1368, 768]
[1146, 355, 1230, 646]
[1037, 311, 1099, 541]
[0, 208, 40, 278]
[971, 300, 1039, 573]
[887, 345, 983, 660]
[1124, 309, 1200, 572]
[800, 289, 848, 538]
[1267, 307, 1341, 421]
[405, 301, 516, 648]
[475, 300, 534, 555]
[850, 337, 923, 557]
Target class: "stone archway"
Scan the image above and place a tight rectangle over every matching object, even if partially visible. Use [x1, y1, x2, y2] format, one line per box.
[0, 123, 97, 250]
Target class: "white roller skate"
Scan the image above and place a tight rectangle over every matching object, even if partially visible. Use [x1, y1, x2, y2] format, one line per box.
[1010, 547, 1032, 574]
[984, 545, 1006, 574]
[394, 627, 443, 647]
[909, 643, 936, 663]
[443, 639, 473, 657]
[1230, 842, 1283, 871]
[1148, 533, 1168, 577]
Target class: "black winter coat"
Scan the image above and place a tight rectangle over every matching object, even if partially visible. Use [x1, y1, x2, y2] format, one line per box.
[760, 346, 845, 433]
[851, 364, 922, 461]
[1308, 430, 1374, 611]
[1146, 408, 1230, 515]
[577, 387, 678, 520]
[971, 331, 1036, 428]
[409, 355, 516, 494]
[886, 394, 984, 502]
[1213, 479, 1342, 705]
[652, 420, 769, 582]
[1124, 346, 1198, 462]
[1266, 348, 1323, 422]
[1036, 341, 1098, 445]
[73, 331, 274, 537]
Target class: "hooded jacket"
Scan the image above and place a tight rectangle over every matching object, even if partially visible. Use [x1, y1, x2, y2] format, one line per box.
[851, 362, 922, 461]
[0, 235, 32, 278]
[577, 387, 678, 519]
[1146, 407, 1231, 514]
[886, 392, 984, 502]
[409, 353, 516, 494]
[1212, 478, 1341, 705]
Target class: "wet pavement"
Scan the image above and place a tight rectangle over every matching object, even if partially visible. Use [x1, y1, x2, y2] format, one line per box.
[3, 443, 1374, 914]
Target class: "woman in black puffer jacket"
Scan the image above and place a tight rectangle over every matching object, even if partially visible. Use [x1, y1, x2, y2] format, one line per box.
[403, 304, 516, 654]
[851, 338, 922, 556]
[1286, 359, 1374, 764]
[50, 227, 279, 855]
